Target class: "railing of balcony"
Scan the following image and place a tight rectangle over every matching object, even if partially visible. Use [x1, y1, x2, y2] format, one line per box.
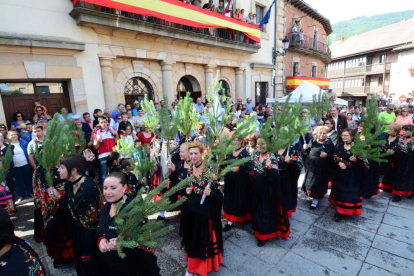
[288, 33, 331, 57]
[73, 1, 260, 46]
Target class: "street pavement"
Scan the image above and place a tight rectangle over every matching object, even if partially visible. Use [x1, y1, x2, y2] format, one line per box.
[11, 173, 414, 276]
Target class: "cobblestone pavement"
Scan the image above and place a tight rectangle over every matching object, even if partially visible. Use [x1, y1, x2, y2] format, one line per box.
[12, 173, 414, 276]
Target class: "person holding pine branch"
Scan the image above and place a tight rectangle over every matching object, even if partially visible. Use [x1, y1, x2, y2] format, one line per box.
[390, 125, 414, 202]
[168, 142, 191, 213]
[357, 122, 381, 198]
[181, 142, 223, 276]
[378, 122, 401, 191]
[49, 154, 103, 276]
[121, 159, 144, 198]
[302, 126, 336, 209]
[96, 172, 161, 276]
[276, 146, 303, 218]
[329, 128, 369, 222]
[251, 138, 290, 247]
[222, 132, 252, 231]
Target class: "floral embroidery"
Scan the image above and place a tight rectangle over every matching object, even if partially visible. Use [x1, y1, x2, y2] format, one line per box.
[251, 152, 278, 174]
[188, 167, 219, 195]
[398, 137, 414, 154]
[17, 238, 44, 276]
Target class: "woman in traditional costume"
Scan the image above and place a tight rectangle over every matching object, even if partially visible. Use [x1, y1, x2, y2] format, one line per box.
[96, 172, 161, 275]
[222, 133, 252, 231]
[181, 142, 223, 276]
[329, 128, 368, 222]
[276, 146, 303, 217]
[251, 138, 290, 247]
[302, 126, 336, 209]
[391, 125, 414, 202]
[378, 122, 401, 191]
[0, 208, 46, 275]
[49, 154, 103, 276]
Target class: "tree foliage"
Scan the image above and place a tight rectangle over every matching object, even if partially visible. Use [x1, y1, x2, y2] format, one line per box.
[0, 141, 13, 184]
[259, 94, 305, 153]
[33, 110, 85, 187]
[173, 92, 200, 136]
[351, 99, 392, 162]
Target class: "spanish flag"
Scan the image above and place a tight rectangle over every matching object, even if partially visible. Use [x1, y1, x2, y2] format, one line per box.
[73, 0, 261, 42]
[286, 76, 330, 89]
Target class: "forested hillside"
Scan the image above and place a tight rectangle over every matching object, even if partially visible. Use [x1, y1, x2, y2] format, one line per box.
[328, 10, 414, 45]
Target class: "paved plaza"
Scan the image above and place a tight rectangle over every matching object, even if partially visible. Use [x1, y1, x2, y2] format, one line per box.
[12, 173, 414, 276]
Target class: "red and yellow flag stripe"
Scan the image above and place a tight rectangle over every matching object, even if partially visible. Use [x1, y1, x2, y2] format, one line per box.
[286, 76, 330, 89]
[74, 0, 261, 42]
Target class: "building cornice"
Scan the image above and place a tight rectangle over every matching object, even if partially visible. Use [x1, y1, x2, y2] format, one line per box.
[0, 32, 85, 51]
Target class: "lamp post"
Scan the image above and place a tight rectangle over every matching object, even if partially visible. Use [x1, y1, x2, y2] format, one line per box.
[272, 36, 290, 97]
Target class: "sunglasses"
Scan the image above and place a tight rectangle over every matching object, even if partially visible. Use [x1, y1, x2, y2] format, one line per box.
[100, 121, 108, 124]
[16, 115, 22, 117]
[36, 109, 43, 112]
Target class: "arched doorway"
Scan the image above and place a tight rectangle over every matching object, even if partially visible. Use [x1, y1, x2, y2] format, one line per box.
[124, 77, 154, 105]
[219, 80, 230, 96]
[177, 75, 201, 102]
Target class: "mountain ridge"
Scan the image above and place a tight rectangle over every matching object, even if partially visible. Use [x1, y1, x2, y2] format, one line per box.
[328, 10, 414, 45]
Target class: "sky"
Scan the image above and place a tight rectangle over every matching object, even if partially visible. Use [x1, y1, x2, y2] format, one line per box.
[303, 0, 414, 24]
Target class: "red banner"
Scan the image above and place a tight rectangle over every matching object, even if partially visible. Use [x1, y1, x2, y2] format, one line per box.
[73, 0, 261, 42]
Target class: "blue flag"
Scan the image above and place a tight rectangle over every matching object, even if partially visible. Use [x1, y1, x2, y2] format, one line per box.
[259, 0, 276, 29]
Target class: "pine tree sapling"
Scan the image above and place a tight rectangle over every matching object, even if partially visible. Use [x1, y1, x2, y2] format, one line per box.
[157, 96, 178, 156]
[141, 95, 159, 132]
[33, 110, 85, 187]
[115, 178, 190, 258]
[351, 99, 392, 162]
[173, 92, 200, 137]
[258, 94, 305, 154]
[132, 145, 155, 176]
[0, 140, 13, 184]
[309, 91, 330, 123]
[114, 137, 136, 158]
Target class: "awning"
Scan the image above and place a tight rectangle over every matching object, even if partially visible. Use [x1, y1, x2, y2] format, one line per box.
[73, 0, 261, 42]
[286, 76, 330, 89]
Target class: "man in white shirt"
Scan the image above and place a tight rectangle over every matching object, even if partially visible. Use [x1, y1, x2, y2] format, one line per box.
[27, 125, 45, 170]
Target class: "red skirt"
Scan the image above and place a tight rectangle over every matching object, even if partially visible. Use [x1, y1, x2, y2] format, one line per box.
[329, 194, 362, 216]
[223, 210, 251, 223]
[185, 220, 223, 276]
[392, 189, 414, 196]
[286, 208, 296, 218]
[254, 204, 291, 241]
[379, 183, 392, 190]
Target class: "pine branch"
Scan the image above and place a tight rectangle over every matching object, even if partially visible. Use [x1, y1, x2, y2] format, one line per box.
[0, 140, 13, 184]
[172, 92, 200, 136]
[132, 145, 155, 175]
[114, 137, 136, 158]
[141, 95, 159, 132]
[351, 99, 392, 162]
[309, 91, 330, 123]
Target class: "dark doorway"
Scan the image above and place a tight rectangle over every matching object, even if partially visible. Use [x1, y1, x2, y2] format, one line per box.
[1, 81, 71, 128]
[177, 76, 201, 102]
[255, 82, 268, 106]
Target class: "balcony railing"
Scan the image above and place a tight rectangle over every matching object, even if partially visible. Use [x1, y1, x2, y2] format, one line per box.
[73, 1, 259, 46]
[288, 33, 331, 59]
[327, 62, 391, 78]
[365, 86, 389, 93]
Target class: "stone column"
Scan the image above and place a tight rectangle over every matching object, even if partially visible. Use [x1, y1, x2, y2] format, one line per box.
[98, 55, 118, 111]
[160, 61, 176, 105]
[204, 65, 216, 95]
[235, 67, 245, 100]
